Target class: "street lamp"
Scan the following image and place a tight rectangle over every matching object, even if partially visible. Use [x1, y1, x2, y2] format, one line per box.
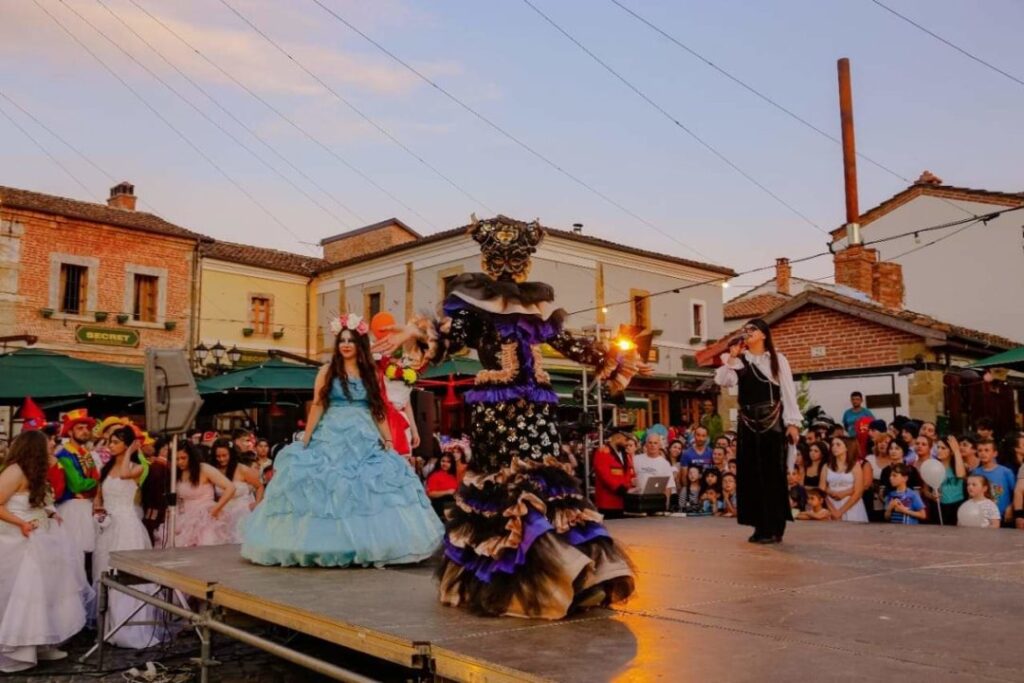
[228, 345, 242, 365]
[194, 342, 209, 363]
[211, 341, 226, 363]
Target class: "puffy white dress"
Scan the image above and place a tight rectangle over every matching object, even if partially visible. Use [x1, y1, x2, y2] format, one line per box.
[218, 481, 254, 544]
[0, 493, 89, 673]
[825, 467, 869, 523]
[92, 477, 167, 649]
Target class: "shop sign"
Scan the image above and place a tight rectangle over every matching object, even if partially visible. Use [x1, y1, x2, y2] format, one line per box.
[75, 326, 139, 348]
[235, 349, 270, 367]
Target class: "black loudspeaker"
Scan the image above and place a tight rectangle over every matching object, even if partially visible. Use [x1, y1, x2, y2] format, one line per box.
[144, 349, 203, 435]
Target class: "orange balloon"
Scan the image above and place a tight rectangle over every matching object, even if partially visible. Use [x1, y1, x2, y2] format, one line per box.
[370, 311, 396, 338]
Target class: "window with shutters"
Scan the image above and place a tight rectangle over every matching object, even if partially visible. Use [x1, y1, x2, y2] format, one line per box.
[59, 264, 88, 314]
[251, 296, 271, 335]
[363, 287, 383, 319]
[691, 301, 706, 340]
[630, 289, 650, 330]
[133, 274, 159, 322]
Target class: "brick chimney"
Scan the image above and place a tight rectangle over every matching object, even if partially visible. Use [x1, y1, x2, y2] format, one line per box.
[774, 257, 791, 295]
[915, 170, 943, 186]
[833, 244, 877, 297]
[872, 260, 904, 310]
[107, 181, 136, 211]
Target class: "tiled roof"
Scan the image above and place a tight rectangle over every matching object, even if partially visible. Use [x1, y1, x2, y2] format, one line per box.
[319, 215, 736, 276]
[202, 240, 326, 276]
[0, 185, 204, 241]
[831, 182, 1024, 240]
[320, 217, 421, 245]
[765, 287, 1019, 351]
[724, 293, 789, 320]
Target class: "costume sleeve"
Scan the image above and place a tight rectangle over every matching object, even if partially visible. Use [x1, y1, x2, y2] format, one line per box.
[47, 462, 67, 501]
[547, 330, 642, 391]
[58, 456, 98, 494]
[714, 353, 742, 388]
[777, 353, 803, 427]
[419, 306, 484, 364]
[137, 455, 150, 487]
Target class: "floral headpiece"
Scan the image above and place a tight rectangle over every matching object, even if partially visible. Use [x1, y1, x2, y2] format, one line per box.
[329, 313, 370, 337]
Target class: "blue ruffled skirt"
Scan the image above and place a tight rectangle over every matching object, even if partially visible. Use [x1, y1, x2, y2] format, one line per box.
[240, 402, 443, 567]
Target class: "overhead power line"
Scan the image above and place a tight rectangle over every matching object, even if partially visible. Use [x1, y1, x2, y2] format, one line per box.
[215, 0, 495, 216]
[871, 0, 1024, 89]
[566, 204, 1023, 317]
[608, 0, 981, 223]
[522, 0, 828, 236]
[36, 0, 320, 254]
[304, 0, 713, 262]
[94, 0, 362, 231]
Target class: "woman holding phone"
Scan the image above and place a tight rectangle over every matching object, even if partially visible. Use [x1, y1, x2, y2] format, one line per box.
[714, 319, 802, 544]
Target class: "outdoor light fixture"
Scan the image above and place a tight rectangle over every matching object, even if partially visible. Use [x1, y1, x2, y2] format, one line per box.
[721, 281, 729, 289]
[211, 341, 226, 362]
[194, 342, 209, 362]
[601, 306, 609, 314]
[228, 345, 242, 365]
[897, 366, 916, 377]
[615, 338, 636, 352]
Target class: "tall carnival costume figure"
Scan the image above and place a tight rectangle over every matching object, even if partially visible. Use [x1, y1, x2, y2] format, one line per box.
[376, 216, 644, 619]
[241, 314, 443, 567]
[714, 319, 801, 544]
[54, 409, 101, 576]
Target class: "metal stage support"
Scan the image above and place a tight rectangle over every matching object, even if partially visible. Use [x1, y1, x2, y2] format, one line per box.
[95, 574, 380, 683]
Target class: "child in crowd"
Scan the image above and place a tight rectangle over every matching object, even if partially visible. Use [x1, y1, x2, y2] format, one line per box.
[884, 464, 927, 525]
[957, 475, 1002, 529]
[700, 469, 723, 516]
[798, 488, 831, 521]
[677, 465, 703, 515]
[971, 439, 1015, 526]
[727, 459, 737, 476]
[787, 469, 807, 518]
[721, 472, 737, 518]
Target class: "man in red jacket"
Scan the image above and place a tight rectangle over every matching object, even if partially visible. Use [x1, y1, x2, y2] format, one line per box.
[593, 432, 636, 518]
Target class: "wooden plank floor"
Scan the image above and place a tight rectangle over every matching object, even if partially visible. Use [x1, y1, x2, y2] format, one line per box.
[111, 517, 1024, 682]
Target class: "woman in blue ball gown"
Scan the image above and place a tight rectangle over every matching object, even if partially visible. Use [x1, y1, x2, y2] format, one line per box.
[241, 314, 443, 567]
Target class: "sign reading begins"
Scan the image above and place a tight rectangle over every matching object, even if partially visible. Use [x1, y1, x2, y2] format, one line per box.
[75, 326, 140, 348]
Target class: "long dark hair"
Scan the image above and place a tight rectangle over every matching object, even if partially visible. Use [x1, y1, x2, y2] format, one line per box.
[100, 426, 138, 483]
[5, 431, 50, 508]
[748, 318, 781, 380]
[177, 442, 203, 483]
[829, 436, 859, 473]
[212, 438, 238, 481]
[319, 328, 387, 421]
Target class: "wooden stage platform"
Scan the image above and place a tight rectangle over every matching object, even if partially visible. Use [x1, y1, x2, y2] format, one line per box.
[109, 517, 1024, 682]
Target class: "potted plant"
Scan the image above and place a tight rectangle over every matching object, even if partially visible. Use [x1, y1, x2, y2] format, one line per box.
[272, 330, 284, 340]
[689, 335, 703, 345]
[94, 311, 108, 322]
[40, 308, 54, 318]
[242, 327, 254, 337]
[164, 321, 177, 331]
[116, 313, 130, 324]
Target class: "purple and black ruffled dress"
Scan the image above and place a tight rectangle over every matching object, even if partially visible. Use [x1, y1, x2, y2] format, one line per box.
[424, 273, 636, 619]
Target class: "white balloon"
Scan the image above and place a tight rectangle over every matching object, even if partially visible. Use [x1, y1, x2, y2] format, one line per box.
[957, 501, 983, 528]
[919, 459, 946, 490]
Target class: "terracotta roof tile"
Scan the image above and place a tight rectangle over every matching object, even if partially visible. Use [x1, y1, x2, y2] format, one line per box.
[202, 241, 326, 276]
[724, 293, 789, 320]
[0, 185, 204, 241]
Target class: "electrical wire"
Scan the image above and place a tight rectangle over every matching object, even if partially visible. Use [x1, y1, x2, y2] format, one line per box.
[608, 0, 981, 222]
[304, 0, 714, 262]
[522, 0, 828, 236]
[870, 0, 1024, 89]
[214, 0, 495, 217]
[34, 0, 323, 256]
[97, 0, 364, 230]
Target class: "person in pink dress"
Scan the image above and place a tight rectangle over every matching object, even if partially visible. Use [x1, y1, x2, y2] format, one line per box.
[158, 443, 234, 548]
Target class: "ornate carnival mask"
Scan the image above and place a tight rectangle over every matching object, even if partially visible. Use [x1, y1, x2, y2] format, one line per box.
[468, 214, 543, 282]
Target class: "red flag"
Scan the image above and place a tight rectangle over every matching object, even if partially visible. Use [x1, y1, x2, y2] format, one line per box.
[19, 397, 46, 430]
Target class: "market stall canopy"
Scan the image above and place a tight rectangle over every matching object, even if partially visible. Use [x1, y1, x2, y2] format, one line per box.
[197, 358, 320, 394]
[420, 357, 482, 379]
[968, 346, 1024, 370]
[0, 348, 142, 403]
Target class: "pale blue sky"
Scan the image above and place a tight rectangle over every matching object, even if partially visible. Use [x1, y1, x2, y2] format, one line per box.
[1, 0, 1021, 288]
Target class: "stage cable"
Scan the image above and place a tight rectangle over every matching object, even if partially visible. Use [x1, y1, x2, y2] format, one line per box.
[522, 0, 829, 236]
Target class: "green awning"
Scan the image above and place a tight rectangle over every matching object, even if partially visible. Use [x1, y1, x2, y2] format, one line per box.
[420, 357, 482, 379]
[197, 358, 319, 394]
[969, 346, 1024, 369]
[0, 348, 143, 403]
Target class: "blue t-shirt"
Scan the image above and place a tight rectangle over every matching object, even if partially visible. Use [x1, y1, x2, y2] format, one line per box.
[971, 465, 1016, 515]
[886, 489, 925, 524]
[682, 445, 714, 469]
[842, 407, 874, 435]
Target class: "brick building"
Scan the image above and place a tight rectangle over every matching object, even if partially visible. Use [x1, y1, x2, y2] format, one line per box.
[717, 240, 1020, 433]
[0, 182, 202, 365]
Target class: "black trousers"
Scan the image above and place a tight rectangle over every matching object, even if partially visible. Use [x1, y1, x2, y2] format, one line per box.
[736, 423, 789, 538]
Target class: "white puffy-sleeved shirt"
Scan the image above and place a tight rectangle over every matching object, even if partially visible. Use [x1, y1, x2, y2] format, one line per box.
[714, 350, 802, 427]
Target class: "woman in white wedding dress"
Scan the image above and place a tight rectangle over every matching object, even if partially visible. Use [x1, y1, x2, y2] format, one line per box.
[0, 431, 89, 673]
[92, 427, 167, 649]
